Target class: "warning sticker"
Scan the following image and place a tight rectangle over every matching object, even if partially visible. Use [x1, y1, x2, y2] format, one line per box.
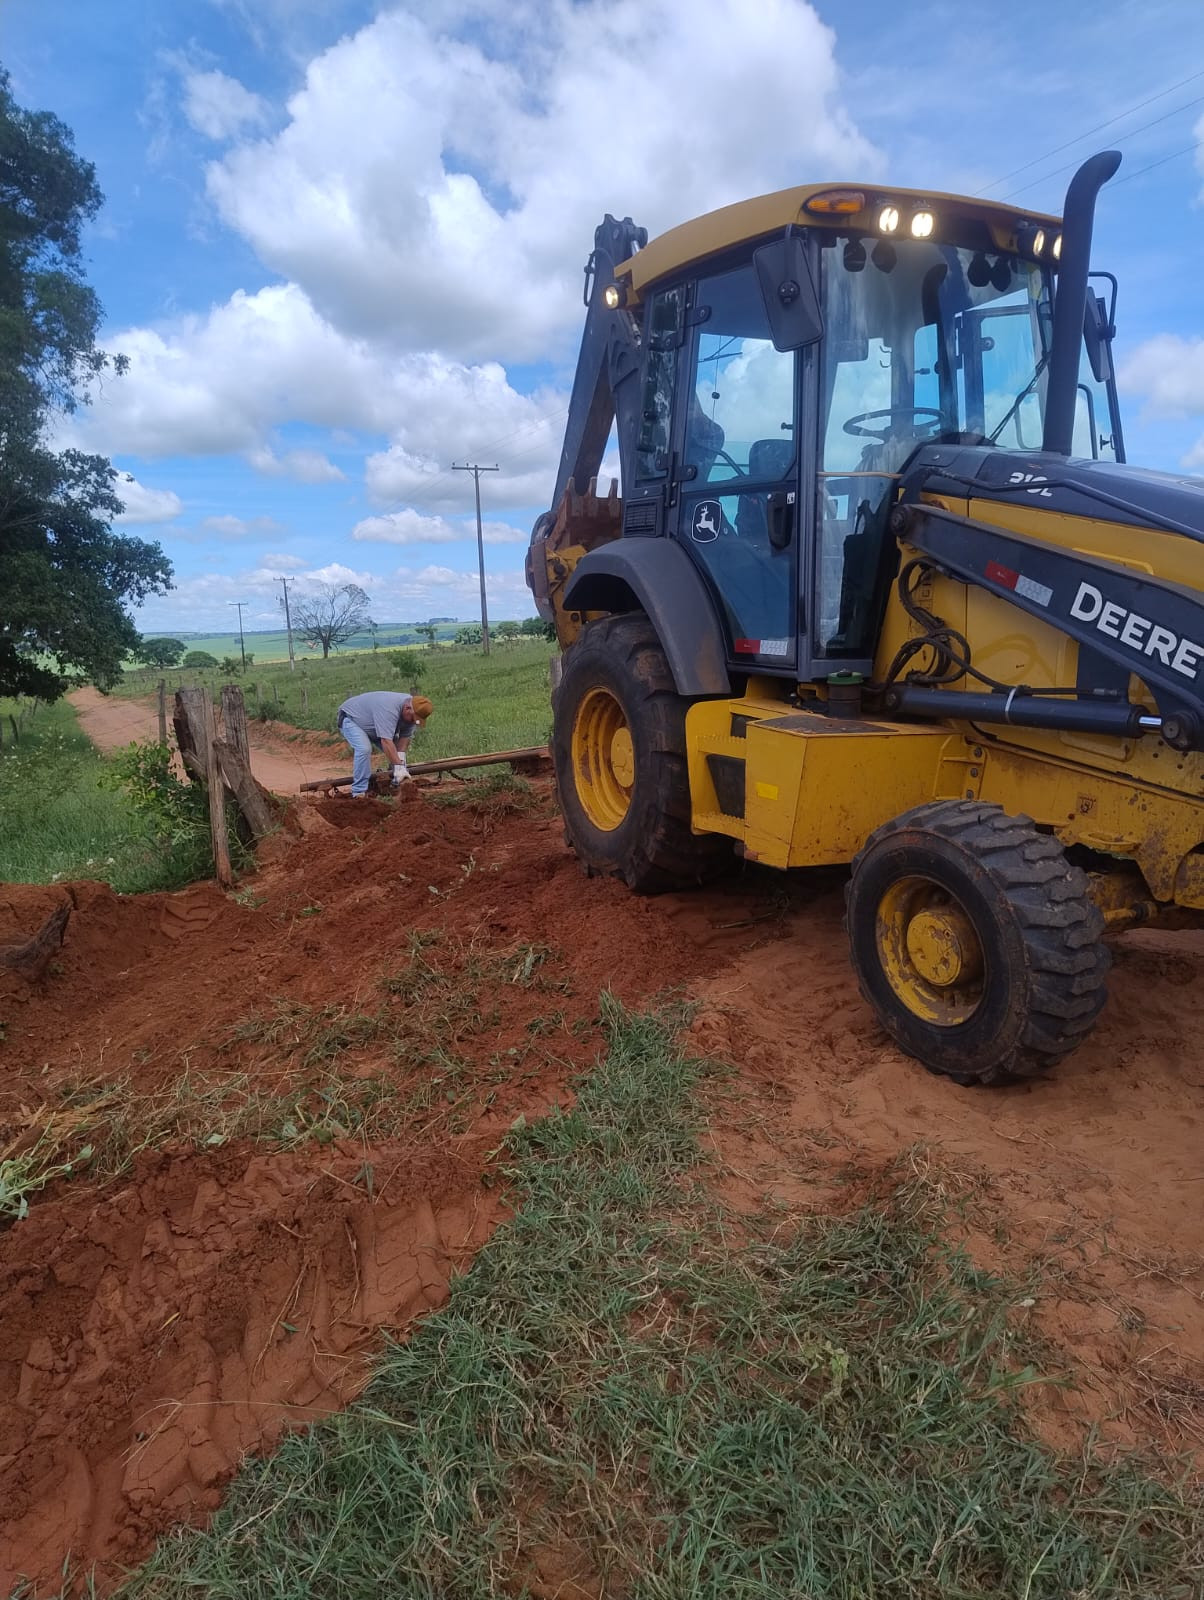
[1015, 574, 1053, 607]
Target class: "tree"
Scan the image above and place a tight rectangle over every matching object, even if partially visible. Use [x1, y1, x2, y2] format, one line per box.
[220, 656, 241, 676]
[292, 581, 370, 658]
[182, 650, 218, 669]
[140, 638, 185, 668]
[521, 616, 556, 640]
[416, 624, 438, 648]
[495, 620, 521, 644]
[0, 70, 172, 699]
[454, 624, 483, 648]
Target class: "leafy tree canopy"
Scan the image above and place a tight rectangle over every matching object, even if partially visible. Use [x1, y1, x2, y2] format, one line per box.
[182, 650, 219, 669]
[0, 69, 172, 699]
[139, 637, 185, 668]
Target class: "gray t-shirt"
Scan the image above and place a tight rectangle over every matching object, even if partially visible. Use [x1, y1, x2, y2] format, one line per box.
[338, 691, 415, 744]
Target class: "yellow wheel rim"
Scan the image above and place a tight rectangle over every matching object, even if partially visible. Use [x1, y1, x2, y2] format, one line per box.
[875, 876, 985, 1025]
[571, 687, 634, 831]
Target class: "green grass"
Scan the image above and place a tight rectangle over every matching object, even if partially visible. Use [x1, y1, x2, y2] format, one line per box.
[106, 1000, 1201, 1600]
[116, 640, 559, 761]
[0, 698, 212, 893]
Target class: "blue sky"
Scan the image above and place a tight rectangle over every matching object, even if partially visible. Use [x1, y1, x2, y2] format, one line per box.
[3, 0, 1204, 636]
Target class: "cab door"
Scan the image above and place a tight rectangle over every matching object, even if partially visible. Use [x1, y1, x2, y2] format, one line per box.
[674, 262, 801, 670]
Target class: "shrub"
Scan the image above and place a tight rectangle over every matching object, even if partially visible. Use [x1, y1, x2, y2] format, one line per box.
[183, 651, 219, 669]
[388, 649, 424, 682]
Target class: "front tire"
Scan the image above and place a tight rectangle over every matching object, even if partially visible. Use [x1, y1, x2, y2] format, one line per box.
[845, 801, 1109, 1085]
[553, 613, 726, 892]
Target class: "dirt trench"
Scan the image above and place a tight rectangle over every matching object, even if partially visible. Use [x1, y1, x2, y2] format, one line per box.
[1, 787, 1201, 1593]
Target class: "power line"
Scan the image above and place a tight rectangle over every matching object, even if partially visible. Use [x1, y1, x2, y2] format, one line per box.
[1110, 140, 1201, 189]
[1004, 93, 1204, 201]
[981, 66, 1204, 193]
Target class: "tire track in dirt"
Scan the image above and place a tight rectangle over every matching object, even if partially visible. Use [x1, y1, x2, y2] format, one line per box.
[687, 885, 1204, 1460]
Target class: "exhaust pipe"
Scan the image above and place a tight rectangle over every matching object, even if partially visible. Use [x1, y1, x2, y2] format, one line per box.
[1042, 150, 1121, 456]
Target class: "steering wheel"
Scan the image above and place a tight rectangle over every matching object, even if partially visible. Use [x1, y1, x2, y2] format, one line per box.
[712, 447, 747, 478]
[843, 407, 944, 441]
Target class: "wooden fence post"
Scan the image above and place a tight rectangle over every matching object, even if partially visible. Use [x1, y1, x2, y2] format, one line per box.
[220, 684, 251, 763]
[157, 679, 168, 745]
[201, 695, 233, 888]
[301, 683, 309, 713]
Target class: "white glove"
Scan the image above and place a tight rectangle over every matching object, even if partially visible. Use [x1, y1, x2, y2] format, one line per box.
[391, 761, 409, 785]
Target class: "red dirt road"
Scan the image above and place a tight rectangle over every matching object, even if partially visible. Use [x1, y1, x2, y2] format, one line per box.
[69, 686, 347, 793]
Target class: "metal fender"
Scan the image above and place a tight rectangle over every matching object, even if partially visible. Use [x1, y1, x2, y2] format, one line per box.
[562, 541, 731, 697]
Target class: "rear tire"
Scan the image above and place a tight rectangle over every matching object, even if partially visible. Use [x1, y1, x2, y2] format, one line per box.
[845, 801, 1109, 1085]
[553, 613, 727, 892]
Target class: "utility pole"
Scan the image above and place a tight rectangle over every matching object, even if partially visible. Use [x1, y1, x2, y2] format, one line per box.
[453, 461, 499, 654]
[278, 577, 296, 670]
[227, 600, 248, 672]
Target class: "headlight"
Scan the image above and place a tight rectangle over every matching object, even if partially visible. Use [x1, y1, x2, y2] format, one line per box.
[910, 210, 935, 239]
[878, 205, 900, 234]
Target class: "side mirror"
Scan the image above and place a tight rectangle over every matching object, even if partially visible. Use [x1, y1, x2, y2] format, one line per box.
[754, 234, 823, 352]
[1083, 291, 1113, 385]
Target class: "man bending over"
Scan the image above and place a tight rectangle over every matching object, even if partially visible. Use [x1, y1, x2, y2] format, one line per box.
[336, 690, 433, 794]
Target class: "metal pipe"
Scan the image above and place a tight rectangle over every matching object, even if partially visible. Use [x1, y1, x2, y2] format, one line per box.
[885, 684, 1155, 738]
[1042, 150, 1121, 455]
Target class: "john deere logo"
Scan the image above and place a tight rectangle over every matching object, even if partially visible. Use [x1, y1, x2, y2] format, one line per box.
[692, 500, 722, 543]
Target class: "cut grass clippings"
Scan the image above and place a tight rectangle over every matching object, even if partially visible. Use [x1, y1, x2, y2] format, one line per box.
[113, 999, 1201, 1600]
[0, 932, 578, 1228]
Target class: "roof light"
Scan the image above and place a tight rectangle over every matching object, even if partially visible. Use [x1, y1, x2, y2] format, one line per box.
[1032, 228, 1047, 257]
[804, 189, 866, 215]
[878, 205, 900, 234]
[910, 210, 935, 239]
[1052, 233, 1062, 261]
[603, 283, 624, 309]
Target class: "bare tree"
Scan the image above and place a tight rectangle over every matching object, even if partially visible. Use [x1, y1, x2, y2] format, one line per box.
[291, 582, 371, 659]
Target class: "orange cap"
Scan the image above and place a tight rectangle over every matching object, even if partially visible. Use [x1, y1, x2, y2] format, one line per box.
[410, 694, 433, 721]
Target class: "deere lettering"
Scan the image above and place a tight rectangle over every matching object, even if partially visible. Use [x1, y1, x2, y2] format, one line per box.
[1070, 582, 1204, 681]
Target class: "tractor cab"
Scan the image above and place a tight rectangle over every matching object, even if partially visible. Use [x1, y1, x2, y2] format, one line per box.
[612, 189, 1125, 685]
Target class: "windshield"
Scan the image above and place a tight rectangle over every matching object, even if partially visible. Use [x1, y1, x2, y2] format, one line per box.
[814, 238, 1058, 661]
[820, 237, 1056, 473]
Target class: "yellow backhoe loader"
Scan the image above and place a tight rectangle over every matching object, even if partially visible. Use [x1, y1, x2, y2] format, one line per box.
[527, 152, 1204, 1085]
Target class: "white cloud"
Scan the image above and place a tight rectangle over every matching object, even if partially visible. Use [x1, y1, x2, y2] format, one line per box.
[481, 520, 529, 544]
[351, 510, 530, 545]
[351, 509, 460, 544]
[306, 561, 377, 588]
[113, 475, 184, 525]
[200, 513, 286, 538]
[76, 288, 563, 511]
[260, 552, 309, 571]
[203, 0, 879, 362]
[1118, 334, 1204, 470]
[1120, 335, 1204, 417]
[246, 444, 345, 482]
[183, 69, 269, 141]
